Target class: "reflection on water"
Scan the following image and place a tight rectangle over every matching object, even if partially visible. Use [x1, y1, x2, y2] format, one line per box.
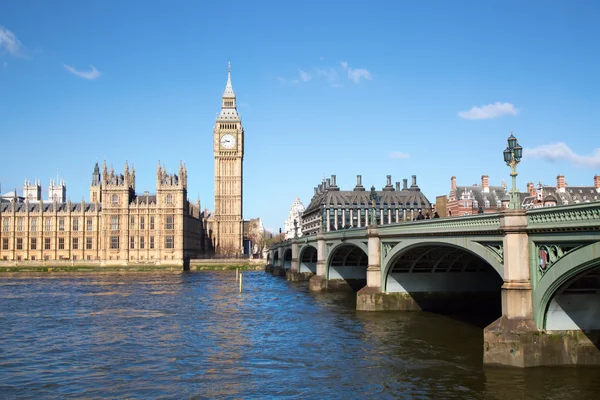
[0, 271, 598, 399]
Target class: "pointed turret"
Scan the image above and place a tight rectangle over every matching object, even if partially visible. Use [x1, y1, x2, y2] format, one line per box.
[91, 162, 101, 186]
[221, 62, 237, 111]
[90, 162, 102, 203]
[223, 62, 235, 99]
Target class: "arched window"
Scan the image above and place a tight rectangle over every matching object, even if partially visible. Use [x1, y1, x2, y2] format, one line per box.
[167, 194, 173, 205]
[112, 194, 118, 204]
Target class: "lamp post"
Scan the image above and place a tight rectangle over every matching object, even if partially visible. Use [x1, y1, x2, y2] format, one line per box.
[369, 185, 378, 226]
[293, 219, 298, 238]
[503, 132, 523, 210]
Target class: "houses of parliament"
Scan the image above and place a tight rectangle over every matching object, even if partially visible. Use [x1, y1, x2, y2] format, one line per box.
[0, 65, 246, 265]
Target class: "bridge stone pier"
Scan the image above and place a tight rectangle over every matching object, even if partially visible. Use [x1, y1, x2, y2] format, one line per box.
[268, 203, 600, 367]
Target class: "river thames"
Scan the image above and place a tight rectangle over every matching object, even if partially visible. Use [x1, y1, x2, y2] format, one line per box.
[0, 271, 598, 399]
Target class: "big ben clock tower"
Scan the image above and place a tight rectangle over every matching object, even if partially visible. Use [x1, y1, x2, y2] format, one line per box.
[213, 63, 244, 256]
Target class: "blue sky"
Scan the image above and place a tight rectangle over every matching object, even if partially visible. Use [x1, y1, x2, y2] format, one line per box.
[1, 1, 599, 232]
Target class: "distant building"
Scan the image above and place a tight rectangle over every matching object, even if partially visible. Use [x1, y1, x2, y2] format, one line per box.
[243, 217, 265, 258]
[522, 175, 600, 209]
[301, 174, 433, 236]
[447, 175, 509, 216]
[284, 197, 305, 239]
[446, 174, 600, 216]
[435, 195, 448, 218]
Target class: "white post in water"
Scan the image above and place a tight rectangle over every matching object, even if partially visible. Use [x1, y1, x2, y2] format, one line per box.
[239, 273, 243, 293]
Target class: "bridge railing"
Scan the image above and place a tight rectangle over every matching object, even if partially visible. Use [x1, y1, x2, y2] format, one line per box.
[526, 201, 600, 230]
[267, 201, 600, 252]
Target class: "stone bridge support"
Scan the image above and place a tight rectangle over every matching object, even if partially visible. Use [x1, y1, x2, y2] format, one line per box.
[356, 228, 384, 308]
[484, 210, 539, 367]
[271, 246, 286, 276]
[265, 248, 274, 273]
[286, 239, 313, 282]
[291, 240, 298, 272]
[309, 234, 328, 291]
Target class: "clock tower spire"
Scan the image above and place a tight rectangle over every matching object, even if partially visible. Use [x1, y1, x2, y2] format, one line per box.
[213, 62, 244, 257]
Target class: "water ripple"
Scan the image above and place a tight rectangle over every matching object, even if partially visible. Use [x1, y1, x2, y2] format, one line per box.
[0, 271, 599, 399]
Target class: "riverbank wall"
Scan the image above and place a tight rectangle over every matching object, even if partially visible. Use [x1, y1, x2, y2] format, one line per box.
[0, 259, 266, 273]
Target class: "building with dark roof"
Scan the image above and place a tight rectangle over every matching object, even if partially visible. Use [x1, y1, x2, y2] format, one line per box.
[446, 174, 600, 216]
[447, 175, 510, 216]
[301, 174, 433, 235]
[522, 175, 600, 209]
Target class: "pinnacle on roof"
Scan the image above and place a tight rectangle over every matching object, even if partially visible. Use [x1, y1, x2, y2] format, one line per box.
[222, 62, 235, 99]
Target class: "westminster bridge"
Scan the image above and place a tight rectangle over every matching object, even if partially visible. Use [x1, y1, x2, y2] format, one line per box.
[267, 203, 600, 367]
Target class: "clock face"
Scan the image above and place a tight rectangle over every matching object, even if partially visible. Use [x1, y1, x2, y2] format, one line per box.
[220, 134, 236, 149]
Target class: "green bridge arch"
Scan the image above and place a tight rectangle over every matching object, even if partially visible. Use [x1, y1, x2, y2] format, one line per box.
[381, 237, 505, 290]
[325, 239, 369, 280]
[533, 241, 600, 328]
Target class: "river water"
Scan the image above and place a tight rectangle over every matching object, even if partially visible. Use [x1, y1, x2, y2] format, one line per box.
[0, 271, 598, 399]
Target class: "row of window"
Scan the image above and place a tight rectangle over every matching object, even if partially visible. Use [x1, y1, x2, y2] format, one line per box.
[2, 217, 95, 233]
[110, 193, 175, 205]
[110, 236, 173, 250]
[2, 237, 93, 250]
[1, 235, 174, 251]
[1, 215, 176, 233]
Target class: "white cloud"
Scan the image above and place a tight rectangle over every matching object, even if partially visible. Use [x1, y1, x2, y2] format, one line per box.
[277, 76, 299, 85]
[299, 69, 312, 82]
[316, 67, 339, 86]
[390, 151, 410, 160]
[63, 64, 102, 80]
[341, 61, 372, 83]
[0, 25, 22, 57]
[278, 60, 371, 87]
[525, 142, 600, 168]
[458, 102, 519, 120]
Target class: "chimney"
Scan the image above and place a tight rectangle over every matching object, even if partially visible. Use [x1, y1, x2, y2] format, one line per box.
[451, 176, 456, 191]
[594, 175, 600, 190]
[325, 178, 331, 189]
[557, 175, 566, 192]
[411, 175, 417, 187]
[354, 175, 365, 191]
[527, 182, 536, 197]
[331, 175, 337, 187]
[402, 179, 408, 190]
[395, 182, 400, 191]
[314, 187, 318, 196]
[383, 175, 394, 191]
[318, 183, 323, 193]
[481, 175, 489, 193]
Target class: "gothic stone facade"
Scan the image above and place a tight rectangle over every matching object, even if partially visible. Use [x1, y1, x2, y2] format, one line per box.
[213, 64, 244, 256]
[0, 161, 210, 265]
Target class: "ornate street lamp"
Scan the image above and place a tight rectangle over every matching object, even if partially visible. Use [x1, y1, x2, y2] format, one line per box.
[503, 132, 523, 210]
[293, 219, 298, 238]
[369, 185, 378, 226]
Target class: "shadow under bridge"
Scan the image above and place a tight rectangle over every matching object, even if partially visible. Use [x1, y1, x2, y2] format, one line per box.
[327, 243, 368, 292]
[299, 245, 317, 274]
[384, 243, 503, 325]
